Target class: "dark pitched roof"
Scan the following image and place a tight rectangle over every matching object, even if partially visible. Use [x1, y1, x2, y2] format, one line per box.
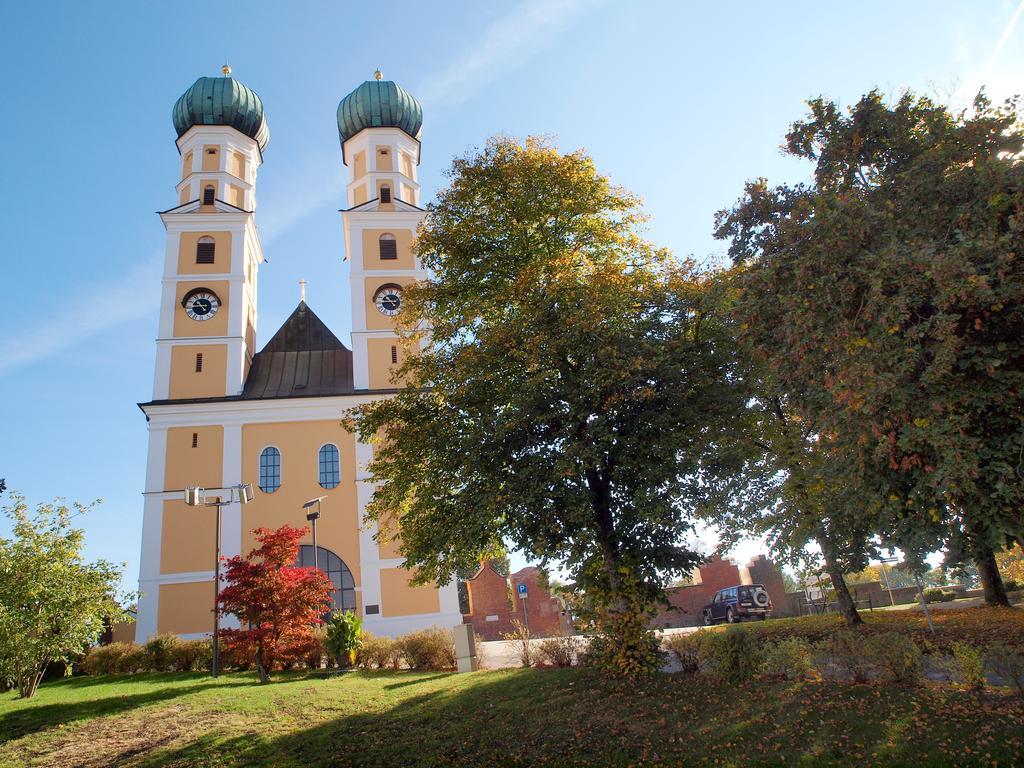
[241, 301, 354, 399]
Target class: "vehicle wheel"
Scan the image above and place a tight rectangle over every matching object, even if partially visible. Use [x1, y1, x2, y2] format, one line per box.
[703, 611, 713, 626]
[758, 614, 767, 621]
[726, 608, 736, 624]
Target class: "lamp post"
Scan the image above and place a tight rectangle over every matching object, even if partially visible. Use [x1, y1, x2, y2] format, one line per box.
[302, 496, 327, 573]
[184, 483, 253, 677]
[879, 556, 898, 607]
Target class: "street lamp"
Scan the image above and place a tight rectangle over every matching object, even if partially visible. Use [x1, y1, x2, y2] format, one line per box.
[302, 496, 327, 573]
[878, 556, 899, 607]
[184, 483, 253, 677]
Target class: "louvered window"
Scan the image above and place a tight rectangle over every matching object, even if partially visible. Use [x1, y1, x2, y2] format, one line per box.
[379, 233, 397, 260]
[195, 353, 203, 372]
[391, 345, 398, 364]
[380, 186, 392, 203]
[191, 432, 198, 448]
[196, 237, 215, 264]
[203, 186, 215, 205]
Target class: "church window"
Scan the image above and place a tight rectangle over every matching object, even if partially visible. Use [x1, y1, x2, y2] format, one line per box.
[380, 185, 392, 204]
[191, 432, 198, 448]
[259, 447, 281, 493]
[203, 185, 215, 205]
[194, 353, 203, 372]
[391, 345, 398, 364]
[296, 545, 355, 612]
[378, 233, 397, 260]
[318, 444, 340, 489]
[196, 236, 215, 264]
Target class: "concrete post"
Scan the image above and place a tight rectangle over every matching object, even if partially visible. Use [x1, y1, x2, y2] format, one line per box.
[453, 623, 478, 673]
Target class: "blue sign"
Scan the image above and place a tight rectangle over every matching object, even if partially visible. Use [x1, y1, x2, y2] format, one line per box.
[517, 583, 528, 597]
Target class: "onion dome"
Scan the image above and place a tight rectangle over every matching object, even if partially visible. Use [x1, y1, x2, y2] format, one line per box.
[172, 66, 269, 151]
[336, 70, 422, 146]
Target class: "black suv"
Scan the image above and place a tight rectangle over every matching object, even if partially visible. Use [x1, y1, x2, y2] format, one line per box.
[702, 584, 773, 625]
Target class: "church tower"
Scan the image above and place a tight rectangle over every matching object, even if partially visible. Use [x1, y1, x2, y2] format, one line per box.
[154, 66, 267, 401]
[338, 70, 426, 390]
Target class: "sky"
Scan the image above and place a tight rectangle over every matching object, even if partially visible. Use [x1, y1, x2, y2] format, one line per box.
[1, 1, 1022, 590]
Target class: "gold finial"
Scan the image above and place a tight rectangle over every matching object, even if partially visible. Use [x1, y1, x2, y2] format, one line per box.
[374, 69, 383, 81]
[222, 63, 232, 76]
[299, 279, 307, 303]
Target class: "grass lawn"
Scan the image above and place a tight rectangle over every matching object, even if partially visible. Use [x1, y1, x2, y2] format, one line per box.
[2, 667, 1023, 767]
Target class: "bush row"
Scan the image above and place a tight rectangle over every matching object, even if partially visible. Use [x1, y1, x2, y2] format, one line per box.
[663, 626, 1024, 692]
[83, 627, 459, 676]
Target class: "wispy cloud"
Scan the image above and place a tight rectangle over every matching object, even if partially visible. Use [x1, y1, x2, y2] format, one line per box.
[414, 0, 606, 110]
[0, 252, 163, 379]
[956, 0, 1024, 104]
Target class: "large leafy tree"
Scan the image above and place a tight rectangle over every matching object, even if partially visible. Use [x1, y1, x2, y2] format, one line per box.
[715, 91, 1024, 605]
[0, 493, 130, 698]
[348, 137, 747, 671]
[217, 525, 333, 683]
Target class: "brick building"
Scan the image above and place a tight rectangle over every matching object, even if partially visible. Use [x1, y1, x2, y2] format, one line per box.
[462, 562, 570, 640]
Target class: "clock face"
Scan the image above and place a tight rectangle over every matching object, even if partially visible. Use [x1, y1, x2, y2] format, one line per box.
[184, 291, 220, 321]
[373, 285, 403, 316]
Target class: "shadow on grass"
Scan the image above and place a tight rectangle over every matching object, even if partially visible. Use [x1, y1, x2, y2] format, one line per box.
[383, 672, 453, 690]
[0, 676, 251, 743]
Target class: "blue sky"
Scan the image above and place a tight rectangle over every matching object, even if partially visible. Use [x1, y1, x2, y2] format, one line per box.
[1, 1, 1022, 589]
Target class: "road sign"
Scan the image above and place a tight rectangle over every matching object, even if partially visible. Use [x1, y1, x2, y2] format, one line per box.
[517, 583, 527, 598]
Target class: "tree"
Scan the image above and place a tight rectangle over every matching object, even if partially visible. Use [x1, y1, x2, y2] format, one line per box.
[715, 90, 1024, 605]
[217, 525, 333, 683]
[0, 493, 130, 698]
[996, 544, 1024, 585]
[347, 137, 748, 672]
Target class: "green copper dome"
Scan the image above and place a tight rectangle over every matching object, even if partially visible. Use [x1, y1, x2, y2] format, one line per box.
[172, 75, 269, 151]
[336, 76, 422, 147]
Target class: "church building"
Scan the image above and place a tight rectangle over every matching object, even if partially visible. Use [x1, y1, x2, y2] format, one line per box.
[134, 68, 462, 641]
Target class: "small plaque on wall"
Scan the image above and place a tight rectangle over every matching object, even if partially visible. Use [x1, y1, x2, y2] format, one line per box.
[365, 604, 380, 615]
[485, 615, 499, 622]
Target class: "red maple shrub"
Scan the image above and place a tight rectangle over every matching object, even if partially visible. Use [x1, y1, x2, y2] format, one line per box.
[217, 525, 333, 683]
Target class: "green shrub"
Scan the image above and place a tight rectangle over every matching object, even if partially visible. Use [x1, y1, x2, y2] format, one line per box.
[923, 588, 956, 603]
[145, 634, 180, 671]
[868, 632, 922, 685]
[117, 645, 154, 674]
[357, 633, 402, 670]
[699, 627, 761, 684]
[583, 612, 664, 677]
[662, 632, 701, 674]
[82, 642, 133, 676]
[761, 638, 813, 680]
[535, 634, 582, 668]
[818, 630, 873, 683]
[398, 628, 455, 671]
[948, 642, 985, 690]
[171, 639, 213, 672]
[326, 611, 364, 668]
[986, 642, 1024, 696]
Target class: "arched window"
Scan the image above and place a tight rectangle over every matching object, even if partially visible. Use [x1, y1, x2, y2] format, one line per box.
[297, 545, 356, 612]
[203, 185, 215, 205]
[196, 236, 215, 264]
[259, 447, 281, 493]
[318, 444, 340, 489]
[379, 185, 392, 204]
[378, 233, 397, 260]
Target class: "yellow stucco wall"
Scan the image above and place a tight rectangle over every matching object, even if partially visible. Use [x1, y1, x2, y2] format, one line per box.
[375, 146, 394, 171]
[202, 146, 220, 172]
[379, 568, 439, 616]
[157, 581, 215, 635]
[401, 152, 413, 178]
[230, 150, 246, 179]
[173, 280, 230, 337]
[241, 421, 361, 584]
[353, 184, 368, 206]
[177, 231, 232, 275]
[179, 186, 190, 205]
[164, 425, 224, 491]
[367, 337, 410, 389]
[160, 499, 216, 574]
[353, 150, 366, 178]
[181, 151, 193, 179]
[361, 228, 415, 270]
[363, 277, 413, 331]
[168, 344, 227, 399]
